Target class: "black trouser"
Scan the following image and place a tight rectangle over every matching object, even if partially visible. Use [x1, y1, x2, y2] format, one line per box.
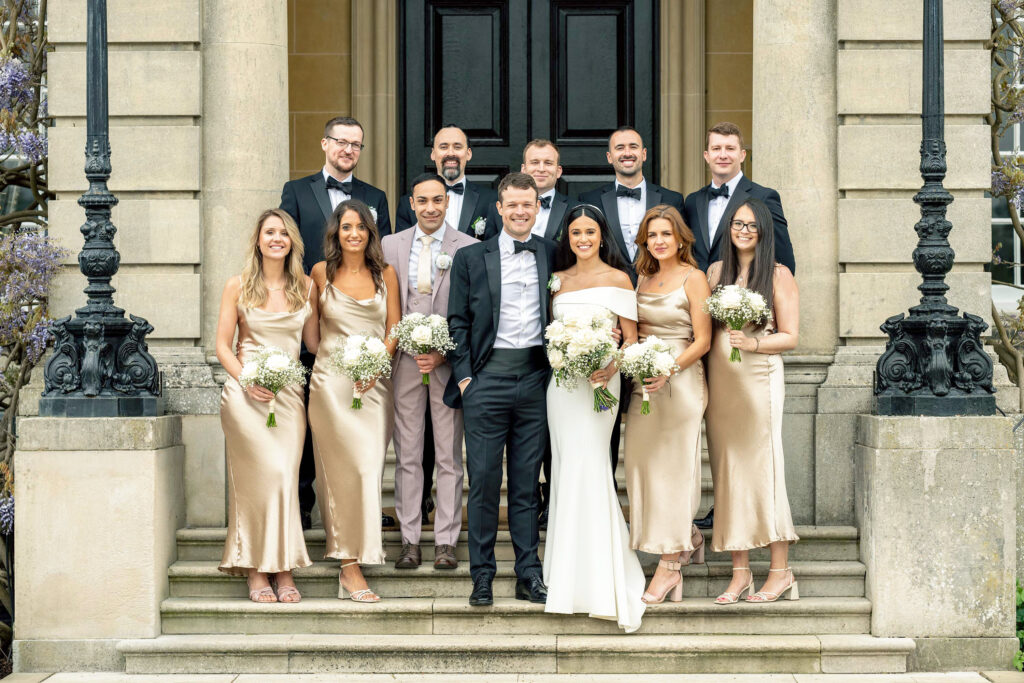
[421, 408, 435, 511]
[463, 354, 547, 582]
[299, 351, 318, 518]
[608, 372, 632, 477]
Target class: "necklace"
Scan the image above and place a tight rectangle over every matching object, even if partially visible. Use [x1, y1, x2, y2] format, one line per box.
[266, 283, 285, 292]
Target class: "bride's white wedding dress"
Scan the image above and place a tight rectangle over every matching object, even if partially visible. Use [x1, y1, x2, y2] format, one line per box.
[543, 286, 646, 633]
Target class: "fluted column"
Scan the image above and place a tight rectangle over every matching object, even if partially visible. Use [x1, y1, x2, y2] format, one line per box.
[351, 0, 398, 203]
[660, 0, 704, 195]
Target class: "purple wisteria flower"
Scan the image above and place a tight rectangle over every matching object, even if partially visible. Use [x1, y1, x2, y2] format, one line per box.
[999, 0, 1024, 16]
[0, 58, 33, 113]
[0, 230, 68, 365]
[994, 164, 1024, 211]
[16, 130, 45, 162]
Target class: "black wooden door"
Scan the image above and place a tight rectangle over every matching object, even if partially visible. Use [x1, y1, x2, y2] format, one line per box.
[399, 0, 658, 199]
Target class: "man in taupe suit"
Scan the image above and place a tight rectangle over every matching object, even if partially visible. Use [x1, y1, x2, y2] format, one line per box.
[382, 173, 478, 570]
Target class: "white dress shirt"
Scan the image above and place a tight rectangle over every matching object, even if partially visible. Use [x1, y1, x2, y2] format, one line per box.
[408, 223, 447, 292]
[531, 189, 557, 238]
[445, 178, 466, 231]
[494, 231, 543, 349]
[707, 171, 744, 244]
[615, 178, 646, 261]
[323, 168, 353, 210]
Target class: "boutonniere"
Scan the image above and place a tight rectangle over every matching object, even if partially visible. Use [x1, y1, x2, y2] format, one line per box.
[548, 274, 561, 293]
[435, 252, 453, 271]
[471, 217, 486, 237]
[368, 206, 378, 224]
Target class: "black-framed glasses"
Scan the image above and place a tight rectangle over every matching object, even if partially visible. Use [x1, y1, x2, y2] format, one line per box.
[325, 135, 365, 151]
[729, 220, 759, 233]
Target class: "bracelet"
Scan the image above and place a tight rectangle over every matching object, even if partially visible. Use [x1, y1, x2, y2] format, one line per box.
[754, 338, 760, 352]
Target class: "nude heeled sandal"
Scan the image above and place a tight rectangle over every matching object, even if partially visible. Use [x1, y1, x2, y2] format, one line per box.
[680, 527, 706, 566]
[641, 559, 683, 604]
[338, 560, 381, 603]
[714, 567, 754, 605]
[746, 567, 799, 603]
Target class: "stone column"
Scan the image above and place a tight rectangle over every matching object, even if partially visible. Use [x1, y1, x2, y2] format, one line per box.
[856, 415, 1017, 671]
[13, 417, 185, 671]
[659, 0, 704, 195]
[351, 0, 398, 202]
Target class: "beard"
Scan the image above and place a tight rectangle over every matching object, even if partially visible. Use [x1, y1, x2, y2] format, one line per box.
[440, 156, 463, 181]
[328, 155, 356, 176]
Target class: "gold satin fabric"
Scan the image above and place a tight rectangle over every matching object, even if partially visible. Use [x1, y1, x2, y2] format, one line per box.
[705, 320, 798, 552]
[219, 303, 313, 576]
[624, 279, 707, 554]
[308, 283, 394, 564]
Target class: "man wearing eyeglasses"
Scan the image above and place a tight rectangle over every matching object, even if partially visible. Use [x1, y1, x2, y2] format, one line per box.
[684, 121, 795, 274]
[281, 116, 393, 274]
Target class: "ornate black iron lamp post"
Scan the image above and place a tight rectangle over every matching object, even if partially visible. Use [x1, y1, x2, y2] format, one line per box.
[874, 0, 995, 415]
[38, 0, 161, 417]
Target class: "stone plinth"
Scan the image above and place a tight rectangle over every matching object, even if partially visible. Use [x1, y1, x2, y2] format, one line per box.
[855, 415, 1018, 671]
[13, 416, 185, 672]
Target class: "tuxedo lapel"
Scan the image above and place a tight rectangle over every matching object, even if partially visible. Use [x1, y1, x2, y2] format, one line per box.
[601, 188, 631, 265]
[348, 177, 367, 204]
[309, 174, 332, 223]
[483, 239, 502, 332]
[646, 183, 662, 211]
[710, 179, 751, 257]
[458, 182, 480, 235]
[544, 193, 569, 241]
[432, 227, 458, 305]
[535, 243, 551, 329]
[695, 186, 711, 255]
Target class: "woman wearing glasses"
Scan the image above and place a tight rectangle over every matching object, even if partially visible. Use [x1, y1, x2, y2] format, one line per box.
[706, 198, 800, 605]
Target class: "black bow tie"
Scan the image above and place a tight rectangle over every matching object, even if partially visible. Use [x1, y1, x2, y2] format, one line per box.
[447, 182, 465, 195]
[708, 184, 730, 200]
[616, 185, 641, 201]
[326, 176, 353, 194]
[513, 239, 537, 254]
[539, 195, 552, 209]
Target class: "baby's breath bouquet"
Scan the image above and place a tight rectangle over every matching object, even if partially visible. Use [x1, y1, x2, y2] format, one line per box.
[618, 336, 679, 415]
[238, 345, 309, 427]
[703, 284, 770, 362]
[388, 313, 457, 385]
[328, 334, 392, 409]
[545, 310, 620, 412]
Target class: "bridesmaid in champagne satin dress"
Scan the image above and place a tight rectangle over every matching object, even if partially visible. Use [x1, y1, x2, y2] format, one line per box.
[623, 205, 712, 605]
[706, 198, 800, 605]
[216, 208, 319, 603]
[308, 199, 401, 602]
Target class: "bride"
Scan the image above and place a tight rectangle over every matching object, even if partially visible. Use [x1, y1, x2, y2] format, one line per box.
[543, 204, 646, 632]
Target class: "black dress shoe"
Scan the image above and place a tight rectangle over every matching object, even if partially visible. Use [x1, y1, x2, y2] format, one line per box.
[469, 575, 493, 606]
[537, 506, 549, 531]
[515, 575, 548, 604]
[300, 510, 312, 531]
[694, 507, 714, 530]
[382, 513, 396, 528]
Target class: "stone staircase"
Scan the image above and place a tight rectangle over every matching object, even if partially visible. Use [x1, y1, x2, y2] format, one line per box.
[115, 441, 915, 675]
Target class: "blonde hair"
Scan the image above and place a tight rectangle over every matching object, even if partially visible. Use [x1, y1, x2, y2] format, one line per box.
[239, 208, 307, 312]
[634, 205, 698, 277]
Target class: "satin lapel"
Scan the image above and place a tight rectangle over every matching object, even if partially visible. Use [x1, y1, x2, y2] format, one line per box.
[601, 189, 631, 265]
[431, 227, 458, 305]
[395, 227, 414, 306]
[544, 194, 569, 240]
[535, 243, 551, 329]
[711, 180, 750, 256]
[310, 174, 332, 223]
[646, 184, 662, 211]
[484, 239, 502, 332]
[696, 186, 711, 255]
[348, 177, 366, 204]
[458, 183, 480, 235]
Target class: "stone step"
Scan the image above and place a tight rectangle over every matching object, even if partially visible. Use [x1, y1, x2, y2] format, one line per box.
[168, 559, 866, 599]
[175, 525, 860, 563]
[119, 633, 914, 675]
[159, 596, 874, 636]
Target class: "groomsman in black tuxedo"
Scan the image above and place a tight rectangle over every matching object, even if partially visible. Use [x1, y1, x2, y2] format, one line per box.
[522, 139, 576, 241]
[445, 172, 555, 607]
[396, 124, 501, 239]
[578, 126, 684, 283]
[683, 121, 795, 274]
[279, 115, 392, 529]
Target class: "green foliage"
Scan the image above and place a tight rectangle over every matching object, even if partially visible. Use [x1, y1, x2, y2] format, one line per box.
[1015, 580, 1024, 671]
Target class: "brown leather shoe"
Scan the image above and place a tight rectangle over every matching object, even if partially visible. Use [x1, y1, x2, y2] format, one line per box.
[434, 544, 458, 570]
[395, 543, 421, 569]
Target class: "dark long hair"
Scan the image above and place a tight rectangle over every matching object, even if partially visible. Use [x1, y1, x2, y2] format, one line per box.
[552, 204, 629, 274]
[634, 204, 698, 276]
[718, 197, 776, 327]
[323, 199, 387, 293]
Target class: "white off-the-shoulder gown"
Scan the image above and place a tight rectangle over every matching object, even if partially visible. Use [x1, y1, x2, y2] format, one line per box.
[542, 286, 646, 633]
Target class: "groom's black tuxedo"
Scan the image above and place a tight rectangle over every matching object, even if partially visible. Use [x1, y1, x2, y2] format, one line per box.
[280, 172, 392, 273]
[683, 175, 796, 273]
[396, 180, 501, 240]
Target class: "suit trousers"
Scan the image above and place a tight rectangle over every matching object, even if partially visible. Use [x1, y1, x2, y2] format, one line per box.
[392, 353, 464, 547]
[298, 351, 318, 517]
[463, 367, 547, 581]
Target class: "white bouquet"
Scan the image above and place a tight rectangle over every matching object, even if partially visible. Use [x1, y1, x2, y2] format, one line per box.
[389, 312, 457, 385]
[703, 284, 770, 362]
[237, 345, 309, 427]
[328, 334, 392, 409]
[618, 336, 679, 415]
[544, 310, 620, 412]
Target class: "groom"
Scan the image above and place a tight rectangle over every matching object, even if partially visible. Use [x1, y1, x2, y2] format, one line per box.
[444, 172, 556, 606]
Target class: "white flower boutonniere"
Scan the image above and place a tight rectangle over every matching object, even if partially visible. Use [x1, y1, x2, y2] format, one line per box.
[368, 206, 378, 224]
[548, 274, 561, 293]
[435, 252, 453, 271]
[471, 217, 486, 237]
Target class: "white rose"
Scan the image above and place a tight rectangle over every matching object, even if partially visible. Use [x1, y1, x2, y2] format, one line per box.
[411, 325, 433, 346]
[548, 348, 565, 370]
[342, 349, 361, 365]
[548, 274, 561, 293]
[239, 363, 259, 382]
[545, 320, 566, 341]
[746, 291, 768, 313]
[369, 206, 378, 223]
[265, 354, 290, 372]
[427, 314, 446, 327]
[653, 352, 675, 377]
[365, 337, 387, 354]
[472, 217, 486, 236]
[435, 252, 453, 270]
[622, 344, 644, 362]
[719, 288, 743, 309]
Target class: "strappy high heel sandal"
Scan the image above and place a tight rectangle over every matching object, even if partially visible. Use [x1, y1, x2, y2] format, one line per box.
[641, 558, 683, 604]
[746, 566, 799, 603]
[714, 567, 754, 605]
[680, 525, 706, 566]
[338, 560, 381, 603]
[247, 574, 277, 603]
[275, 584, 302, 603]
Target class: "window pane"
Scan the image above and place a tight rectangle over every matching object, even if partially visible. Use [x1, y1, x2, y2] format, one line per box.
[1000, 123, 1016, 153]
[994, 196, 1013, 220]
[990, 222, 1017, 286]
